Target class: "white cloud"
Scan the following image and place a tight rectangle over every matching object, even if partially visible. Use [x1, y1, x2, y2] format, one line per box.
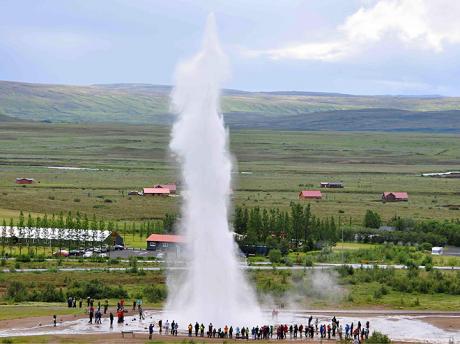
[244, 0, 460, 60]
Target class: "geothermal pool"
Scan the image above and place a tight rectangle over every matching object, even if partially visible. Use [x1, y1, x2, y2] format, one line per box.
[0, 310, 458, 343]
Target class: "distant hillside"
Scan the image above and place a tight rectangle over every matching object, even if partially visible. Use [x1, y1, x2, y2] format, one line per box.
[0, 80, 459, 132]
[0, 112, 24, 122]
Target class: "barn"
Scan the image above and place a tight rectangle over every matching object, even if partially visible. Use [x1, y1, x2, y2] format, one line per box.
[146, 233, 184, 253]
[142, 187, 170, 196]
[154, 183, 177, 194]
[299, 190, 322, 200]
[320, 182, 344, 188]
[16, 178, 34, 184]
[382, 192, 408, 202]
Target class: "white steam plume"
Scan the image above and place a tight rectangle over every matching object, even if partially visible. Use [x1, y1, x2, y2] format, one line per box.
[165, 13, 263, 327]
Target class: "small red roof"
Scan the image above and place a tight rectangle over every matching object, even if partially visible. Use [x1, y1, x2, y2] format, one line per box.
[299, 190, 322, 198]
[146, 234, 185, 243]
[383, 192, 408, 199]
[143, 187, 170, 194]
[154, 183, 176, 191]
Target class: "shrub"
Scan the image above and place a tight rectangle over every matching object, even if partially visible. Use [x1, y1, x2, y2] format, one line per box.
[143, 285, 167, 303]
[16, 254, 31, 262]
[366, 331, 391, 343]
[66, 279, 128, 299]
[108, 258, 119, 265]
[33, 255, 46, 262]
[420, 242, 432, 251]
[268, 249, 282, 264]
[7, 281, 28, 302]
[304, 256, 313, 267]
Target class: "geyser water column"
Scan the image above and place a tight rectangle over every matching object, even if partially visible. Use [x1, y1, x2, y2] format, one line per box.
[166, 14, 263, 326]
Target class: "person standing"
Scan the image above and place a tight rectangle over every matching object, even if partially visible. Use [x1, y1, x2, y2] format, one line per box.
[158, 319, 163, 335]
[149, 323, 154, 340]
[138, 305, 145, 320]
[165, 320, 169, 334]
[79, 298, 82, 309]
[109, 312, 114, 328]
[88, 306, 94, 324]
[195, 322, 199, 337]
[104, 299, 108, 314]
[53, 315, 57, 327]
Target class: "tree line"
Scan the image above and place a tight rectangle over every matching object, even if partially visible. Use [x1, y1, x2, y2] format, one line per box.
[0, 211, 177, 256]
[234, 205, 460, 251]
[233, 203, 340, 250]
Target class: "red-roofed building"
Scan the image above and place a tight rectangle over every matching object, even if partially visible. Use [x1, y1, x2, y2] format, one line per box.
[16, 178, 34, 184]
[146, 233, 185, 252]
[154, 183, 177, 194]
[382, 192, 408, 202]
[299, 190, 322, 200]
[143, 187, 170, 196]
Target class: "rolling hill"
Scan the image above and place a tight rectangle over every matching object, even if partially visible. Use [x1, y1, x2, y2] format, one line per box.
[0, 80, 459, 132]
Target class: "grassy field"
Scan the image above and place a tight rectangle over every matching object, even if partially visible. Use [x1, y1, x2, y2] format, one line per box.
[1, 269, 458, 319]
[0, 122, 459, 229]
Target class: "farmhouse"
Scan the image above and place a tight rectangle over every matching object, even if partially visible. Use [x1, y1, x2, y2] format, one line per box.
[320, 182, 344, 188]
[15, 178, 34, 184]
[154, 183, 177, 194]
[146, 233, 184, 252]
[422, 171, 460, 178]
[142, 187, 170, 196]
[382, 192, 408, 202]
[299, 190, 322, 200]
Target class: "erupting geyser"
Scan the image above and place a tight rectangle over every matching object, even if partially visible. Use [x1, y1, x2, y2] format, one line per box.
[165, 14, 263, 326]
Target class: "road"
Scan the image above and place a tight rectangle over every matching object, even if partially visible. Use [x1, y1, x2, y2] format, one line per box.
[2, 262, 460, 273]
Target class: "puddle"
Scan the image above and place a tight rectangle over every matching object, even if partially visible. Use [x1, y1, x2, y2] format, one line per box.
[0, 310, 458, 343]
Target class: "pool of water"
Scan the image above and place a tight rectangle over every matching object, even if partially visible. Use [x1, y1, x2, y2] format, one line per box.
[0, 310, 458, 343]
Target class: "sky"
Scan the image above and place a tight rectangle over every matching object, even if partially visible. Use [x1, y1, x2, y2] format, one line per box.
[0, 0, 459, 95]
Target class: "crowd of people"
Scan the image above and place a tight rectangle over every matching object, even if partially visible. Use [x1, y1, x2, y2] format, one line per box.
[153, 315, 371, 343]
[62, 298, 373, 342]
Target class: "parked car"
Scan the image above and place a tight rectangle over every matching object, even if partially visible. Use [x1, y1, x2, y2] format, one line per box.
[114, 244, 124, 251]
[98, 253, 108, 258]
[83, 251, 93, 258]
[54, 249, 69, 257]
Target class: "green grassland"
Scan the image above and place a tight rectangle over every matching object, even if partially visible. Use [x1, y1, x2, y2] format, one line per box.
[0, 122, 459, 226]
[1, 269, 458, 318]
[1, 81, 460, 131]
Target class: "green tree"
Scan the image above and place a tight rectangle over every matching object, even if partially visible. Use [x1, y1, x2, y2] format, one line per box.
[18, 211, 25, 254]
[1, 219, 6, 255]
[364, 210, 382, 229]
[290, 203, 304, 247]
[233, 206, 247, 234]
[163, 213, 176, 233]
[268, 249, 282, 264]
[8, 218, 14, 254]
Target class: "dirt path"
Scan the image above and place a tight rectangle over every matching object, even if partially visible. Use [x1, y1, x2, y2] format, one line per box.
[421, 316, 460, 332]
[1, 332, 421, 344]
